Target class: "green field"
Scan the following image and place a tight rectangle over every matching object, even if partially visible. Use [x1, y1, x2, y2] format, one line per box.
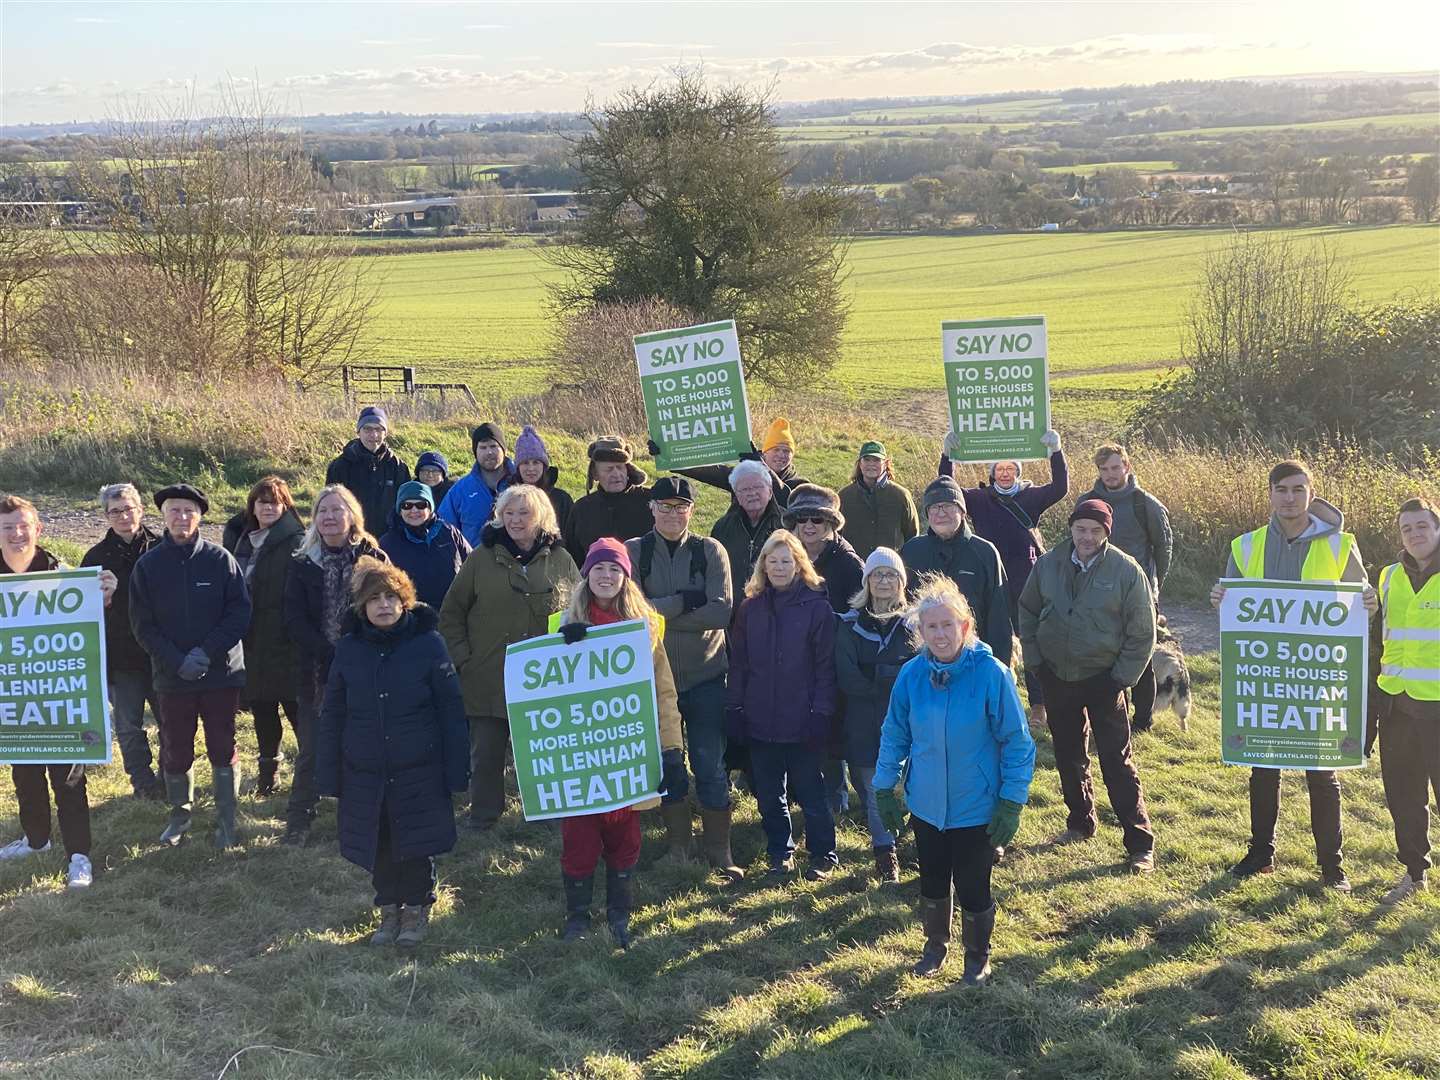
[1039, 161, 1179, 175]
[796, 96, 1074, 124]
[777, 120, 1043, 142]
[363, 225, 1440, 403]
[1145, 111, 1440, 139]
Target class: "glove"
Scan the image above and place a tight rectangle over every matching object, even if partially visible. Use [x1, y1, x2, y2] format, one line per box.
[658, 747, 689, 799]
[177, 647, 210, 681]
[678, 589, 708, 613]
[986, 799, 1024, 847]
[559, 622, 588, 645]
[647, 438, 662, 457]
[875, 787, 906, 836]
[725, 707, 747, 739]
[942, 427, 962, 459]
[1041, 430, 1061, 452]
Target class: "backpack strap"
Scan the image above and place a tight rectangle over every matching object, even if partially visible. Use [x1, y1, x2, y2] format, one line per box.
[637, 532, 708, 596]
[1131, 488, 1159, 558]
[637, 532, 658, 595]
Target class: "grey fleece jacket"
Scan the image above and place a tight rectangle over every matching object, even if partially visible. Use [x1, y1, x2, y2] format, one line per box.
[625, 530, 733, 692]
[1087, 473, 1173, 591]
[1222, 498, 1368, 585]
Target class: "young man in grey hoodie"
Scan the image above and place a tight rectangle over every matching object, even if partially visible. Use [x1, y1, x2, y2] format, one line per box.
[1210, 460, 1378, 891]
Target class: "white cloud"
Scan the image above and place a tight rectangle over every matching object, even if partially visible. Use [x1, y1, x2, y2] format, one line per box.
[597, 41, 710, 50]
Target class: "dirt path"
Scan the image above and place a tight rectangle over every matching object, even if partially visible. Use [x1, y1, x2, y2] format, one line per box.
[26, 495, 225, 549]
[1161, 600, 1220, 654]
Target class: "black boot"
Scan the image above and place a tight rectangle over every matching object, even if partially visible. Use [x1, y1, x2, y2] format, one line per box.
[256, 756, 280, 797]
[961, 903, 996, 986]
[913, 895, 952, 975]
[562, 874, 593, 941]
[606, 866, 635, 950]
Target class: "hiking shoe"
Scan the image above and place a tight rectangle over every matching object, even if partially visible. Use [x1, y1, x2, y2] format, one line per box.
[1052, 828, 1093, 847]
[1381, 873, 1426, 905]
[766, 857, 796, 881]
[1229, 850, 1275, 878]
[804, 860, 837, 882]
[66, 853, 93, 890]
[0, 836, 50, 860]
[1321, 869, 1352, 893]
[873, 846, 900, 884]
[370, 906, 401, 946]
[396, 905, 430, 948]
[1127, 850, 1155, 875]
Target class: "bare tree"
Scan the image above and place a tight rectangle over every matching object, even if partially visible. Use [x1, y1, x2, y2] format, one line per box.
[0, 211, 56, 364]
[1406, 156, 1439, 223]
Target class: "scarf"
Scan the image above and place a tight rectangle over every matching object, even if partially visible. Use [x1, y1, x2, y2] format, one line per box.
[320, 543, 357, 644]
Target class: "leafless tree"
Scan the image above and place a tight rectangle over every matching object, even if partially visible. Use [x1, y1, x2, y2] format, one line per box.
[0, 210, 56, 364]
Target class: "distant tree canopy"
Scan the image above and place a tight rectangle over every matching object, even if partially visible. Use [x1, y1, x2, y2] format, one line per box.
[548, 71, 852, 386]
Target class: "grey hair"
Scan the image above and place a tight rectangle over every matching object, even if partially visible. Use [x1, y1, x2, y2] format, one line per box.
[98, 483, 141, 511]
[729, 459, 772, 491]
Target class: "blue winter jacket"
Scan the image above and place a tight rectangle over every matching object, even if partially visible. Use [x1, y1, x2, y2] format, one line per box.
[436, 460, 518, 546]
[873, 641, 1035, 831]
[379, 519, 472, 610]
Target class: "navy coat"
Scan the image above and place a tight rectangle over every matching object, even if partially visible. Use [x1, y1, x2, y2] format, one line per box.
[835, 608, 917, 767]
[727, 583, 838, 746]
[325, 439, 411, 538]
[315, 604, 470, 871]
[129, 533, 251, 693]
[379, 519, 472, 610]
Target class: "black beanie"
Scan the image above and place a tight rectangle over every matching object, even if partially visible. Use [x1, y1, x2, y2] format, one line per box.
[472, 422, 507, 454]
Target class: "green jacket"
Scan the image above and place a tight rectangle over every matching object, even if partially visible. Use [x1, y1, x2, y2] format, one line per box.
[1018, 538, 1156, 688]
[438, 526, 579, 717]
[710, 500, 784, 595]
[839, 477, 920, 560]
[624, 531, 733, 692]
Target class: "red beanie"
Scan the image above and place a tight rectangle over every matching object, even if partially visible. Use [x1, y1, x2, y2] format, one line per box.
[1069, 499, 1114, 534]
[580, 537, 632, 578]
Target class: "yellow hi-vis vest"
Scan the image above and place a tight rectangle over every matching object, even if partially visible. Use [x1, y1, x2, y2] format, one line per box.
[1230, 526, 1354, 581]
[548, 610, 665, 638]
[1377, 562, 1440, 701]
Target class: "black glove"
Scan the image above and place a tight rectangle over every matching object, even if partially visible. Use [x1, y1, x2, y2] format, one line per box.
[647, 438, 662, 457]
[559, 622, 588, 644]
[658, 747, 689, 799]
[177, 647, 210, 681]
[678, 589, 707, 613]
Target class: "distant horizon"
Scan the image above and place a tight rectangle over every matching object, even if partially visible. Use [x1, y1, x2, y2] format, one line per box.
[3, 0, 1436, 127]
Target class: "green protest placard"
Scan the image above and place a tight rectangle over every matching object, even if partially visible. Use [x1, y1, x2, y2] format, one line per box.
[0, 568, 111, 764]
[634, 319, 752, 471]
[1219, 579, 1369, 770]
[941, 315, 1049, 463]
[504, 619, 662, 821]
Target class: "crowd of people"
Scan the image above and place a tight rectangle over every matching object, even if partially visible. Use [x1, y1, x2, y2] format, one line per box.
[0, 405, 1434, 977]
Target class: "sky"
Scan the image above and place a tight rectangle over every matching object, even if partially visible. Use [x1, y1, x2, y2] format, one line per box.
[2, 1, 1437, 126]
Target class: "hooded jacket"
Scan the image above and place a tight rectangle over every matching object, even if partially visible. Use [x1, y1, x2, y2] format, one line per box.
[1086, 472, 1173, 591]
[81, 525, 162, 673]
[438, 525, 578, 717]
[222, 510, 305, 702]
[873, 641, 1035, 831]
[1018, 538, 1156, 687]
[129, 533, 251, 693]
[566, 462, 653, 565]
[436, 459, 519, 547]
[1221, 498, 1367, 584]
[727, 583, 838, 745]
[835, 607, 917, 767]
[316, 604, 469, 870]
[900, 525, 1013, 665]
[838, 474, 920, 560]
[957, 449, 1070, 595]
[379, 518, 472, 610]
[325, 439, 410, 538]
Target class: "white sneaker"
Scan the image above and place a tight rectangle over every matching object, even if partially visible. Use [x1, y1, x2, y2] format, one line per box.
[66, 853, 93, 889]
[1381, 872, 1426, 906]
[0, 836, 50, 860]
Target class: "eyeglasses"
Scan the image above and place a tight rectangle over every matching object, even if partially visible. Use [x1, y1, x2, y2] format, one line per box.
[870, 570, 902, 581]
[654, 502, 692, 515]
[105, 505, 140, 518]
[399, 502, 431, 512]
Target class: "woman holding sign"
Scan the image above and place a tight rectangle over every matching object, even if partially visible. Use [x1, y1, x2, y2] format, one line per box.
[549, 538, 685, 949]
[727, 530, 840, 881]
[873, 576, 1035, 982]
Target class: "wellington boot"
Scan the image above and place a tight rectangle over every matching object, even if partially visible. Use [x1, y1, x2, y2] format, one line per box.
[606, 866, 635, 950]
[657, 802, 694, 864]
[912, 894, 952, 976]
[212, 765, 240, 849]
[700, 807, 745, 883]
[562, 874, 594, 941]
[961, 903, 995, 986]
[159, 770, 195, 846]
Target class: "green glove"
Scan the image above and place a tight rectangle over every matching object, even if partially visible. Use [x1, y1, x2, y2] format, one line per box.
[875, 787, 906, 836]
[986, 799, 1024, 847]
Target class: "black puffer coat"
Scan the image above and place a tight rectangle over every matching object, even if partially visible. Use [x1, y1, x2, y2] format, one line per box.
[223, 511, 305, 703]
[315, 604, 469, 871]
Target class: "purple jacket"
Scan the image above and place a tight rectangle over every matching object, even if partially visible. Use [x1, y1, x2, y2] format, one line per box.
[727, 583, 838, 745]
[942, 450, 1069, 597]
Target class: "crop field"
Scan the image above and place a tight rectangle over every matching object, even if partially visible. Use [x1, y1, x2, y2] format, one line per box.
[1143, 111, 1440, 139]
[363, 224, 1440, 407]
[776, 120, 1045, 142]
[795, 96, 1074, 124]
[1039, 161, 1179, 175]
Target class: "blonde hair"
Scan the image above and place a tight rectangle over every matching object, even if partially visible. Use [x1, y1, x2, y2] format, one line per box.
[490, 484, 560, 539]
[906, 573, 979, 652]
[1093, 443, 1130, 468]
[299, 485, 375, 558]
[559, 575, 659, 632]
[744, 529, 825, 599]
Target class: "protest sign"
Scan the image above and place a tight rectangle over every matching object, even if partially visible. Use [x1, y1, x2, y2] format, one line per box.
[504, 619, 662, 821]
[941, 315, 1050, 463]
[634, 319, 752, 471]
[1219, 579, 1369, 770]
[0, 568, 111, 764]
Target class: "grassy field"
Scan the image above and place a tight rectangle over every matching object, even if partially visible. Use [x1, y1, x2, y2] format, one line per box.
[362, 224, 1440, 405]
[4, 647, 1440, 1079]
[1039, 161, 1179, 175]
[776, 120, 1044, 142]
[1143, 111, 1440, 139]
[794, 96, 1074, 124]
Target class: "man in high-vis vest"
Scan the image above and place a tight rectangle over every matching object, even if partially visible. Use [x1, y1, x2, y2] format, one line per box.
[1210, 460, 1378, 891]
[1373, 497, 1440, 905]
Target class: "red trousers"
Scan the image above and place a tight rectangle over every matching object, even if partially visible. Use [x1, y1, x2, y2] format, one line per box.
[560, 807, 642, 877]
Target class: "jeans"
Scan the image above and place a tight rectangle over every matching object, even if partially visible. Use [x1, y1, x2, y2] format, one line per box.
[157, 687, 240, 772]
[1380, 708, 1440, 880]
[1249, 767, 1343, 872]
[850, 764, 896, 849]
[749, 739, 836, 867]
[12, 764, 90, 856]
[108, 668, 159, 788]
[912, 817, 993, 911]
[285, 666, 322, 829]
[560, 807, 642, 877]
[371, 806, 436, 908]
[671, 676, 731, 811]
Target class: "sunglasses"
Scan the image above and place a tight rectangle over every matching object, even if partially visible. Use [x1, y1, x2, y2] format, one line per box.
[399, 501, 431, 512]
[794, 516, 830, 526]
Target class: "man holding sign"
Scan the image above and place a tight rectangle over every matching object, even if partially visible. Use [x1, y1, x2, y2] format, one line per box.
[507, 539, 684, 950]
[942, 316, 1050, 466]
[1212, 461, 1377, 890]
